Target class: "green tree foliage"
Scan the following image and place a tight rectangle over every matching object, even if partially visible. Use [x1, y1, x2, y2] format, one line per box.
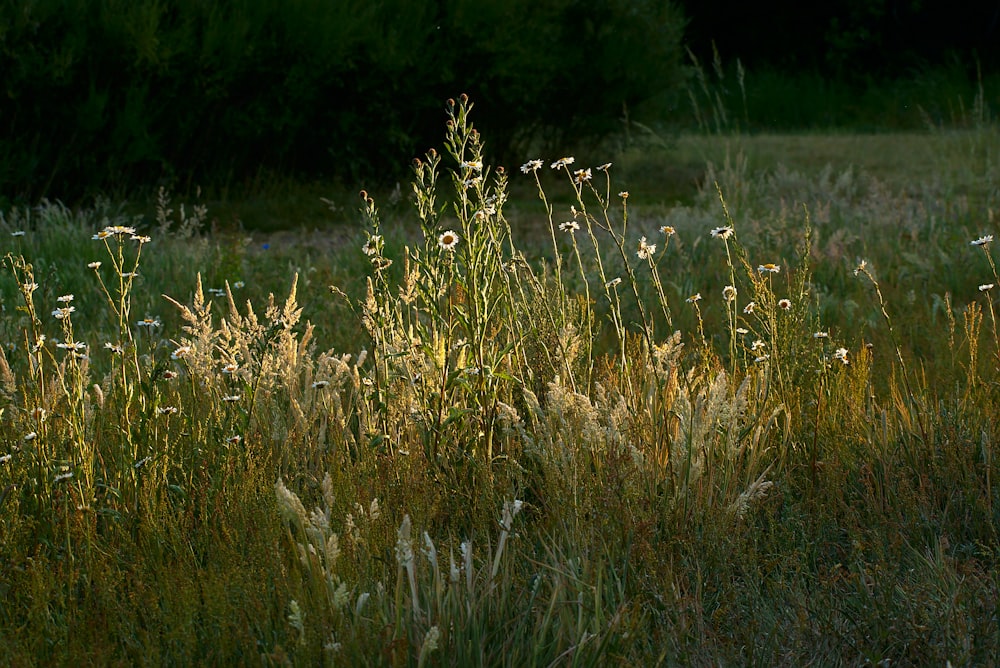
[0, 0, 686, 201]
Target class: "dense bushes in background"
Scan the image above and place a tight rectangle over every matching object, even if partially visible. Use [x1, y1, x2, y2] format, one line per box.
[0, 0, 686, 201]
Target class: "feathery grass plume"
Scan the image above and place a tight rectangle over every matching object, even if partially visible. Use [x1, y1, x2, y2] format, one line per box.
[288, 600, 306, 647]
[395, 514, 420, 620]
[417, 626, 441, 668]
[275, 478, 308, 529]
[491, 498, 524, 580]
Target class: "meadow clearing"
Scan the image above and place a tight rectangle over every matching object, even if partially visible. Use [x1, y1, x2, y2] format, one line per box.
[1, 97, 999, 665]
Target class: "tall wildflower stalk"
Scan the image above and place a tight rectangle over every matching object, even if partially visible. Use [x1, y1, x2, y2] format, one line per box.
[714, 185, 741, 376]
[971, 235, 1000, 367]
[353, 95, 525, 465]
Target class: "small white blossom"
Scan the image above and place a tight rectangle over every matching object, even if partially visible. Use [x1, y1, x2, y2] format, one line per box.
[637, 236, 656, 260]
[559, 221, 580, 233]
[520, 159, 543, 174]
[362, 235, 381, 256]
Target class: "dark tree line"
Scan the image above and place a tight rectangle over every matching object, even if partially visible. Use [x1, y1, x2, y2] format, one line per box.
[679, 0, 1000, 76]
[0, 0, 685, 202]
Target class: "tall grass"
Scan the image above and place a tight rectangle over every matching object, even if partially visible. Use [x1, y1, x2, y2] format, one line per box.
[0, 97, 999, 664]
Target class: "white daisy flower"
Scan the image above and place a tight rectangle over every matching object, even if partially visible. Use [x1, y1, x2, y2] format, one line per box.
[637, 237, 656, 260]
[438, 230, 460, 251]
[520, 159, 543, 174]
[559, 221, 580, 233]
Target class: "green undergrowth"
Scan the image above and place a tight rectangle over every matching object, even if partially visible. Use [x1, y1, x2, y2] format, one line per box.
[0, 98, 999, 665]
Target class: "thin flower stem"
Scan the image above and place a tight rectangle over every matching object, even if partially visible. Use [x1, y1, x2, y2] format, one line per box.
[568, 234, 594, 390]
[857, 263, 929, 444]
[979, 246, 1000, 365]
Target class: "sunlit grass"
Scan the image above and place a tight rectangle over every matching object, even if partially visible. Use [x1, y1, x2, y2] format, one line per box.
[1, 98, 999, 665]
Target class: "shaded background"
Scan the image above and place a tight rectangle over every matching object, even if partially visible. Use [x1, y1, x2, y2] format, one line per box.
[1, 0, 998, 204]
[681, 0, 1000, 74]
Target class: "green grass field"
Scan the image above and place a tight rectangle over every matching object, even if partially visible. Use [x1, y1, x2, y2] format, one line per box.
[1, 100, 999, 665]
